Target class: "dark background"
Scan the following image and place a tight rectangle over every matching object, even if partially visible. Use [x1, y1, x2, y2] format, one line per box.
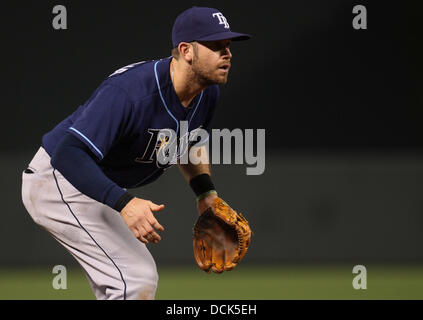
[1, 1, 423, 266]
[2, 0, 422, 151]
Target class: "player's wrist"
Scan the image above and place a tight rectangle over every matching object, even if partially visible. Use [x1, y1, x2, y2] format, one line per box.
[114, 191, 135, 212]
[189, 173, 216, 201]
[196, 190, 218, 202]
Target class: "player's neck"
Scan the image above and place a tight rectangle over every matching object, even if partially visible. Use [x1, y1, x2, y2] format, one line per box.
[170, 58, 205, 108]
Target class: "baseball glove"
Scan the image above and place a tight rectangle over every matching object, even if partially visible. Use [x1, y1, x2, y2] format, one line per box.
[193, 197, 252, 273]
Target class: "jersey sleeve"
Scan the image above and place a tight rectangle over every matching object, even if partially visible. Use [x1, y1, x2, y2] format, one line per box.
[67, 84, 133, 160]
[51, 132, 130, 211]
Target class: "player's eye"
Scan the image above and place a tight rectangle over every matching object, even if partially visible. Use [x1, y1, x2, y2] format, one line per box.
[200, 41, 228, 52]
[213, 43, 229, 52]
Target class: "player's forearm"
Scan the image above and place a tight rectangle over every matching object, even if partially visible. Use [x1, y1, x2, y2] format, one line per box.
[177, 145, 211, 183]
[177, 145, 217, 203]
[177, 161, 211, 183]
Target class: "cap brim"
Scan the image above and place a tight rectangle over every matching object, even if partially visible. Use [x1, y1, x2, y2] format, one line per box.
[195, 31, 251, 42]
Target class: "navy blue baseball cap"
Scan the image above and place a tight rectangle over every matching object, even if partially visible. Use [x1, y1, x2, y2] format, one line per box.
[172, 7, 251, 48]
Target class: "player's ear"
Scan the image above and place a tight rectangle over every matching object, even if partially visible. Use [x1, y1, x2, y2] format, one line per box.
[179, 42, 194, 64]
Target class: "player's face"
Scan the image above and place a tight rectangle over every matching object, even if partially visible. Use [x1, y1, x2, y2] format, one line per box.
[191, 39, 232, 85]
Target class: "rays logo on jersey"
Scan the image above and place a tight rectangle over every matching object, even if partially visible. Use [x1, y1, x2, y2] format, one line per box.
[135, 124, 206, 168]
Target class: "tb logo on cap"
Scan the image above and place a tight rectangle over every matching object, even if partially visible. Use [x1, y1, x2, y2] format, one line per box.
[212, 12, 230, 29]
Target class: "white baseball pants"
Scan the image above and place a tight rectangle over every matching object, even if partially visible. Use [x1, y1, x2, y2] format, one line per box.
[21, 147, 158, 300]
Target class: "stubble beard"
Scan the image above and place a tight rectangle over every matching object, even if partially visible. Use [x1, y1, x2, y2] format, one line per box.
[191, 59, 228, 86]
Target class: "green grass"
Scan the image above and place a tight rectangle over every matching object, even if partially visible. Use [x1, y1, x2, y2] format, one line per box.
[1, 265, 423, 300]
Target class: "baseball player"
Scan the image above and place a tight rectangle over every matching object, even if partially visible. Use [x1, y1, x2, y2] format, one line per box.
[21, 6, 250, 300]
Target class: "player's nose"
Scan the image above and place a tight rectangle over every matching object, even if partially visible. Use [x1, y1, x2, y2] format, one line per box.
[220, 46, 232, 59]
[224, 47, 232, 59]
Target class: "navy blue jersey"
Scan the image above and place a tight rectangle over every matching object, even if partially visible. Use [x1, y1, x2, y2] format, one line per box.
[42, 57, 219, 188]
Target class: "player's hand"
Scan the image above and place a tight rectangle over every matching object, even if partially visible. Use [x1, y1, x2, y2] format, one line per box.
[197, 192, 218, 216]
[120, 197, 165, 244]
